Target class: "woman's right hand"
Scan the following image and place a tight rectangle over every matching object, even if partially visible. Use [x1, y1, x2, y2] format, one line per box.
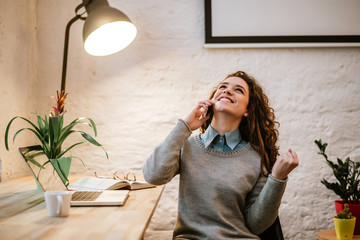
[184, 100, 214, 131]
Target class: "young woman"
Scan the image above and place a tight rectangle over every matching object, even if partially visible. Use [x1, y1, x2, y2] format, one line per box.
[143, 71, 299, 239]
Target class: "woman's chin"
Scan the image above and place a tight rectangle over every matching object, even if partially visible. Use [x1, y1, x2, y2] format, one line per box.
[214, 102, 233, 111]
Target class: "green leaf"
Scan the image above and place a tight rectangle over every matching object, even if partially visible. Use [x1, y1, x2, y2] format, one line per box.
[78, 131, 109, 159]
[12, 128, 29, 142]
[5, 116, 20, 150]
[57, 142, 85, 159]
[314, 139, 322, 148]
[44, 115, 49, 130]
[85, 117, 97, 136]
[13, 128, 47, 149]
[79, 131, 101, 146]
[49, 116, 64, 158]
[24, 150, 46, 169]
[71, 156, 86, 167]
[70, 117, 98, 136]
[36, 114, 44, 131]
[56, 118, 98, 148]
[37, 160, 51, 179]
[49, 116, 61, 143]
[5, 116, 44, 150]
[101, 145, 109, 160]
[315, 139, 327, 153]
[56, 130, 76, 152]
[56, 119, 81, 145]
[19, 116, 42, 134]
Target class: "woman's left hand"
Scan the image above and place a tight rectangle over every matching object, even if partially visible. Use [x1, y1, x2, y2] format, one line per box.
[271, 149, 299, 180]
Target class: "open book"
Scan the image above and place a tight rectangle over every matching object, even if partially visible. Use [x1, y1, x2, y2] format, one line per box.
[68, 176, 155, 191]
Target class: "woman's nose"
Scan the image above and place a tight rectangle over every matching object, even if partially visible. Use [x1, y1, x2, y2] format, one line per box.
[223, 89, 232, 95]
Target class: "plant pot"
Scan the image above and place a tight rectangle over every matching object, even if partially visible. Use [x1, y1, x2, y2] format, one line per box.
[335, 200, 360, 235]
[334, 217, 356, 240]
[50, 157, 72, 186]
[34, 157, 72, 190]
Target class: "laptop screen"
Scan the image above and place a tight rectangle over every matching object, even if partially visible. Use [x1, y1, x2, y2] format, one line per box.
[18, 145, 68, 192]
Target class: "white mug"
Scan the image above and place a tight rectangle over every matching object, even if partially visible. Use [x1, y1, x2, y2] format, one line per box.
[44, 191, 72, 217]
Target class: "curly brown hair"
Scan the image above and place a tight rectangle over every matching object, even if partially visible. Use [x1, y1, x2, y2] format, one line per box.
[200, 71, 279, 175]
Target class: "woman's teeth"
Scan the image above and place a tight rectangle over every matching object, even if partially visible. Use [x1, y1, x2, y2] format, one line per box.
[219, 98, 231, 102]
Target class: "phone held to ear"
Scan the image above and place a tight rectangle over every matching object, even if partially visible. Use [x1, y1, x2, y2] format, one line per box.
[202, 105, 213, 119]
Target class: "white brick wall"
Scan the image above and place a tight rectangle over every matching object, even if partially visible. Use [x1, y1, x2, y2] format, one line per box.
[1, 1, 360, 239]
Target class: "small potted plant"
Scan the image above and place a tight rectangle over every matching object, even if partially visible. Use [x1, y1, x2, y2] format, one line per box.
[315, 139, 360, 235]
[5, 91, 108, 186]
[334, 204, 356, 240]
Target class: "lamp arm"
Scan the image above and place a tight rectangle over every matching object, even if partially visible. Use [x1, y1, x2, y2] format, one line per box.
[60, 15, 82, 92]
[61, 0, 91, 92]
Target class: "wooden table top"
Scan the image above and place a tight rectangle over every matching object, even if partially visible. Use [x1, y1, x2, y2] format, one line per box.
[317, 229, 360, 240]
[0, 175, 164, 240]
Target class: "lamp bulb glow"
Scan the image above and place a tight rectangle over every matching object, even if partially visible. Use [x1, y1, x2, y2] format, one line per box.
[84, 21, 137, 56]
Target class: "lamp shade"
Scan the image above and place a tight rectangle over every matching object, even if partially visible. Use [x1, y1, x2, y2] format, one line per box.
[83, 5, 137, 56]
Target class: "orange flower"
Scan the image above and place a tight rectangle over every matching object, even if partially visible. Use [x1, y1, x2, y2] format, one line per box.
[51, 90, 68, 116]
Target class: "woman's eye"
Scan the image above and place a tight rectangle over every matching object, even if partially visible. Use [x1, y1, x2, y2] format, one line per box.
[218, 85, 226, 89]
[235, 88, 244, 94]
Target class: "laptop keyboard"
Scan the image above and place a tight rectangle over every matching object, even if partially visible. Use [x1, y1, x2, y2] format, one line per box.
[71, 191, 102, 201]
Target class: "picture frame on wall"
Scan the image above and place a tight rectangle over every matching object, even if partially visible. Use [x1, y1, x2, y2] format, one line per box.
[205, 0, 360, 48]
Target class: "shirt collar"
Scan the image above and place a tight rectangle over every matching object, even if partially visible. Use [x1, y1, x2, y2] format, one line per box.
[202, 125, 219, 148]
[224, 128, 242, 150]
[202, 125, 242, 150]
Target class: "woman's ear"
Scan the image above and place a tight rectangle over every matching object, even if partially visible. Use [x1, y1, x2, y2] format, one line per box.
[244, 111, 248, 117]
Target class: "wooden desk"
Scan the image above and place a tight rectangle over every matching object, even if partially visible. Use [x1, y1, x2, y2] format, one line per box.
[317, 229, 360, 240]
[0, 175, 164, 240]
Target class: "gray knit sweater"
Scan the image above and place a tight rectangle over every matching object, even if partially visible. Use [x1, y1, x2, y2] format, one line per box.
[143, 120, 287, 240]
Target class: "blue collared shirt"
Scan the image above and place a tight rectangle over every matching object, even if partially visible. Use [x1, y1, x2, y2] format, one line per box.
[200, 125, 248, 152]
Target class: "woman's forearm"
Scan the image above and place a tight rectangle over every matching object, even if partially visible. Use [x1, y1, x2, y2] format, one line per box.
[245, 175, 287, 234]
[143, 120, 192, 185]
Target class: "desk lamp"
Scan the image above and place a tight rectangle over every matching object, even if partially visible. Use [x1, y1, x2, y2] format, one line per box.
[61, 0, 137, 92]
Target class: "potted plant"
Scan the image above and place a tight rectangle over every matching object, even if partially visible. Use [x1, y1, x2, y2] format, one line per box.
[315, 139, 360, 235]
[5, 91, 108, 186]
[334, 204, 356, 240]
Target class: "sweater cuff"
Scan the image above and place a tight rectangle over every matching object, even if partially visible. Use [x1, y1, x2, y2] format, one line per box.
[269, 174, 288, 183]
[178, 119, 192, 133]
[266, 174, 287, 195]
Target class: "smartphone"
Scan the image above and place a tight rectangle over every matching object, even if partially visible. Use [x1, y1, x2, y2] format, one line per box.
[202, 105, 213, 119]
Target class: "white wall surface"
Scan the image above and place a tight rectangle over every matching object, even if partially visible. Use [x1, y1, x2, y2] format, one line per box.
[1, 1, 360, 239]
[0, 0, 38, 181]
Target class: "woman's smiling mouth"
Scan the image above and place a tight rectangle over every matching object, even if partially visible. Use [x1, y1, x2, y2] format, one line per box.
[217, 96, 234, 103]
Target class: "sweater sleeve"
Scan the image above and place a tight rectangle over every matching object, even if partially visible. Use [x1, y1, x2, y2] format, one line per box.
[244, 174, 287, 235]
[142, 119, 192, 185]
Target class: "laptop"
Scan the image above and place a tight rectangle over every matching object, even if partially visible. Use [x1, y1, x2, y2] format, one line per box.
[18, 145, 129, 206]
